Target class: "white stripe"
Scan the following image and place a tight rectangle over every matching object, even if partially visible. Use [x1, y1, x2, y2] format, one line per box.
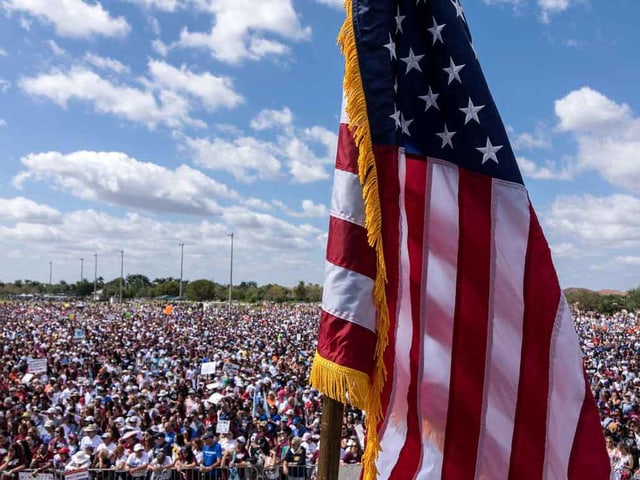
[331, 169, 365, 227]
[376, 148, 412, 480]
[475, 181, 529, 480]
[321, 261, 376, 333]
[543, 296, 585, 479]
[415, 160, 460, 480]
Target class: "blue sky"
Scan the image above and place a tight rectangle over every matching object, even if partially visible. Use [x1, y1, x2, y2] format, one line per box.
[0, 0, 639, 290]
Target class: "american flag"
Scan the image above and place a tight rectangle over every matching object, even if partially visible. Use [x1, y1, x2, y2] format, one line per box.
[310, 0, 610, 479]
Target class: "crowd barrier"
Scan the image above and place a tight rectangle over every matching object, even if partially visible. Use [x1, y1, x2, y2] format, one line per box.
[14, 464, 363, 480]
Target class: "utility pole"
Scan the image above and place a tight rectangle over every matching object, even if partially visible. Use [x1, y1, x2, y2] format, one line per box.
[119, 250, 124, 304]
[179, 243, 185, 298]
[93, 253, 98, 300]
[228, 233, 234, 320]
[80, 257, 84, 283]
[49, 261, 52, 290]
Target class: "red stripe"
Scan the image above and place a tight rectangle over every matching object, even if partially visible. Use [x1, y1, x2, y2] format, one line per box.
[568, 376, 611, 479]
[326, 216, 376, 280]
[336, 123, 358, 174]
[442, 168, 492, 478]
[375, 145, 401, 436]
[509, 206, 559, 479]
[316, 311, 377, 373]
[388, 154, 428, 477]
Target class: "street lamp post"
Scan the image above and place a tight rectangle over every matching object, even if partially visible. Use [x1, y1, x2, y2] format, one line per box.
[228, 233, 234, 320]
[93, 253, 98, 299]
[179, 243, 185, 299]
[119, 250, 124, 304]
[80, 257, 84, 283]
[49, 261, 52, 290]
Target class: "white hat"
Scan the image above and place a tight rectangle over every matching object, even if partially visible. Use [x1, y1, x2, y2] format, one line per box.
[133, 443, 144, 452]
[72, 451, 91, 464]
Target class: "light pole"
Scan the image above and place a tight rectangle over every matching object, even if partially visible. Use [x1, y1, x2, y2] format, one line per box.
[179, 243, 185, 299]
[93, 253, 98, 299]
[119, 250, 124, 304]
[228, 233, 234, 320]
[80, 257, 84, 283]
[49, 261, 52, 290]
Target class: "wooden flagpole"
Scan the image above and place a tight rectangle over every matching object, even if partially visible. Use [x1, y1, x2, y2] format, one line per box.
[317, 396, 344, 480]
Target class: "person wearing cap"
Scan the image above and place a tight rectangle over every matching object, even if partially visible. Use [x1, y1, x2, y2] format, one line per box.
[40, 420, 55, 446]
[80, 424, 101, 452]
[126, 444, 150, 478]
[52, 447, 71, 472]
[99, 432, 116, 456]
[148, 451, 173, 480]
[199, 433, 222, 479]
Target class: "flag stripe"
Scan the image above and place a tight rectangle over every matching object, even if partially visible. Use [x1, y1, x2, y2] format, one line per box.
[375, 145, 402, 477]
[321, 262, 376, 333]
[336, 123, 358, 174]
[326, 215, 376, 280]
[316, 310, 377, 373]
[442, 169, 493, 479]
[509, 207, 560, 479]
[543, 297, 585, 479]
[475, 181, 529, 480]
[415, 160, 460, 480]
[376, 149, 414, 479]
[568, 377, 611, 479]
[331, 169, 365, 227]
[388, 153, 428, 478]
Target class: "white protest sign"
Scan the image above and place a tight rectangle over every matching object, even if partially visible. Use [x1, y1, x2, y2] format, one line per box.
[28, 358, 47, 374]
[20, 474, 54, 480]
[216, 419, 230, 434]
[200, 362, 216, 375]
[74, 329, 85, 340]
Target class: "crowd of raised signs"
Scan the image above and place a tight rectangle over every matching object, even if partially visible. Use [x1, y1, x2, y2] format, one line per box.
[0, 302, 363, 480]
[1, 302, 639, 479]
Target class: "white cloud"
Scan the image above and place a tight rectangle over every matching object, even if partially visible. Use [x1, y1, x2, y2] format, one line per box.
[554, 87, 640, 195]
[538, 0, 573, 23]
[547, 194, 640, 248]
[0, 197, 61, 224]
[148, 16, 160, 35]
[0, 79, 10, 93]
[151, 39, 169, 56]
[614, 256, 640, 267]
[272, 199, 328, 218]
[3, 0, 130, 38]
[146, 60, 243, 110]
[250, 107, 293, 131]
[47, 40, 65, 56]
[483, 0, 524, 6]
[555, 87, 631, 132]
[0, 48, 6, 56]
[185, 136, 282, 183]
[314, 0, 342, 8]
[509, 127, 551, 150]
[131, 0, 183, 11]
[175, 0, 311, 64]
[84, 53, 130, 74]
[13, 150, 239, 215]
[516, 156, 573, 180]
[0, 118, 6, 127]
[20, 66, 203, 129]
[549, 242, 577, 258]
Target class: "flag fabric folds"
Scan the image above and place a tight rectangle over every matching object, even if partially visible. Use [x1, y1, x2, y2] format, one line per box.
[309, 0, 610, 479]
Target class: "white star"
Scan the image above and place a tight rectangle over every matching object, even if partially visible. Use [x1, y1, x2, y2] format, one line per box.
[436, 124, 456, 149]
[400, 113, 413, 136]
[428, 17, 446, 45]
[395, 6, 405, 34]
[459, 98, 485, 124]
[443, 57, 465, 85]
[418, 86, 439, 111]
[477, 138, 503, 164]
[383, 33, 396, 60]
[401, 48, 424, 73]
[390, 106, 401, 129]
[451, 0, 466, 23]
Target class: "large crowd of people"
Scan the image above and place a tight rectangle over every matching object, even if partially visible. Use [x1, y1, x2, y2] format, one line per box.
[0, 301, 638, 479]
[0, 302, 363, 480]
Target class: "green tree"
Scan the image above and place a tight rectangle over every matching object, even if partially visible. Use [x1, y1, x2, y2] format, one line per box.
[154, 280, 180, 297]
[184, 279, 217, 301]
